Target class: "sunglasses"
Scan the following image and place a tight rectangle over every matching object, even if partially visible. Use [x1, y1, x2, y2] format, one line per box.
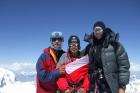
[69, 43, 78, 47]
[52, 38, 63, 42]
[94, 28, 103, 32]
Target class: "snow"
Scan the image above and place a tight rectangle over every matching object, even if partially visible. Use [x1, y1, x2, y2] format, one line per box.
[0, 81, 36, 93]
[0, 63, 36, 82]
[126, 79, 140, 93]
[0, 62, 140, 93]
[130, 63, 140, 71]
[0, 67, 36, 93]
[0, 63, 36, 75]
[0, 68, 15, 87]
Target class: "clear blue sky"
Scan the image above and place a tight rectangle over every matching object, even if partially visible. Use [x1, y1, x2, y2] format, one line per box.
[0, 0, 140, 64]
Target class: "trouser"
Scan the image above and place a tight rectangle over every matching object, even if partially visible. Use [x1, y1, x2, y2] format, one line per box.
[89, 79, 111, 93]
[89, 90, 111, 93]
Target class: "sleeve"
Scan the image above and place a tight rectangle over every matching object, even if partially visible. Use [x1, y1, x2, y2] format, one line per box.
[80, 48, 86, 57]
[36, 52, 60, 83]
[57, 77, 69, 91]
[56, 53, 72, 91]
[57, 53, 71, 67]
[80, 44, 90, 57]
[116, 42, 130, 87]
[81, 74, 90, 92]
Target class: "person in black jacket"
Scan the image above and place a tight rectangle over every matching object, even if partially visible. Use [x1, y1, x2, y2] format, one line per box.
[81, 21, 130, 93]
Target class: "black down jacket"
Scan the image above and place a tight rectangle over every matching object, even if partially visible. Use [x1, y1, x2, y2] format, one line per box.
[81, 28, 130, 93]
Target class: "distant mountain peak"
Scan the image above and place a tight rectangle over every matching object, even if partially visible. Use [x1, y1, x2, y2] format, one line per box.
[0, 68, 16, 87]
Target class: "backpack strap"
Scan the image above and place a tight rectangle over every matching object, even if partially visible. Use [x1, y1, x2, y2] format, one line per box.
[49, 48, 58, 65]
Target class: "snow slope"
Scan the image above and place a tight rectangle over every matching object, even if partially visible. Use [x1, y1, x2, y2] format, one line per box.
[0, 67, 35, 93]
[0, 62, 140, 93]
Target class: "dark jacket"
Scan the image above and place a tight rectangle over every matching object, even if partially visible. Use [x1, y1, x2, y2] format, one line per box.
[81, 28, 130, 93]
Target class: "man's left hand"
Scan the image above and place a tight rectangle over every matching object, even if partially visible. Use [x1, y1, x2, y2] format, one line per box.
[119, 88, 125, 93]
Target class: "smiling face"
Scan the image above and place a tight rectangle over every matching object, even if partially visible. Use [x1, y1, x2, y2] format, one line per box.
[69, 40, 79, 54]
[93, 26, 104, 40]
[51, 38, 63, 50]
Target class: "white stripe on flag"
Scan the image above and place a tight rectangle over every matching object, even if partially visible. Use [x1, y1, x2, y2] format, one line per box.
[65, 55, 89, 74]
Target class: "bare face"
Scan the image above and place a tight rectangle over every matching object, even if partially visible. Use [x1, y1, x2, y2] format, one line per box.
[69, 40, 79, 54]
[51, 38, 63, 49]
[94, 26, 103, 40]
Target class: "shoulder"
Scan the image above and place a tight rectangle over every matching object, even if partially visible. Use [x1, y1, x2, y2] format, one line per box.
[104, 28, 119, 43]
[81, 44, 92, 56]
[61, 50, 65, 54]
[43, 47, 50, 53]
[57, 52, 71, 66]
[60, 52, 69, 58]
[59, 50, 66, 56]
[103, 28, 120, 48]
[38, 48, 50, 60]
[59, 52, 70, 62]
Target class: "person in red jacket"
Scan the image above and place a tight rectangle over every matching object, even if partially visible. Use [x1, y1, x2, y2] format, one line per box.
[36, 32, 65, 93]
[57, 35, 89, 93]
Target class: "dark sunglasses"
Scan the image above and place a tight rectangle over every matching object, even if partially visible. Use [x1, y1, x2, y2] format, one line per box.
[52, 38, 63, 42]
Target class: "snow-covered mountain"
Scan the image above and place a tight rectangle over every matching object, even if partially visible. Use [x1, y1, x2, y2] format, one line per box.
[0, 62, 140, 93]
[0, 68, 16, 87]
[0, 63, 36, 82]
[0, 67, 35, 93]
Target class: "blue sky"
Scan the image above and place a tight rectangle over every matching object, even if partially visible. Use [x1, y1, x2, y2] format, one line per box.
[0, 0, 140, 64]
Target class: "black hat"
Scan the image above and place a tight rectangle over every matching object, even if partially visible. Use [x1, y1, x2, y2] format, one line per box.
[93, 21, 106, 30]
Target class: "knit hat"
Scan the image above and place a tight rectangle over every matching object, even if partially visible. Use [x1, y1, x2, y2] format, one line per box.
[93, 21, 106, 30]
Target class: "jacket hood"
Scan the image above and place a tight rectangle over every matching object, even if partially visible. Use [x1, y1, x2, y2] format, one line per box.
[84, 28, 119, 47]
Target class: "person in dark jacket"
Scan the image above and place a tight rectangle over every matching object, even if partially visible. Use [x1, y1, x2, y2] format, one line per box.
[36, 32, 65, 93]
[81, 21, 130, 93]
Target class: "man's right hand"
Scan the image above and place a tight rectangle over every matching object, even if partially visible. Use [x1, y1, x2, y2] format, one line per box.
[64, 89, 71, 93]
[119, 88, 125, 93]
[58, 65, 65, 74]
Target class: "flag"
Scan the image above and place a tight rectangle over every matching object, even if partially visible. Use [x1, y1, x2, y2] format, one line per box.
[65, 55, 89, 82]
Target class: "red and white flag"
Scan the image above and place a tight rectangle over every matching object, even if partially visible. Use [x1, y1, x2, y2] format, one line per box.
[65, 55, 89, 82]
